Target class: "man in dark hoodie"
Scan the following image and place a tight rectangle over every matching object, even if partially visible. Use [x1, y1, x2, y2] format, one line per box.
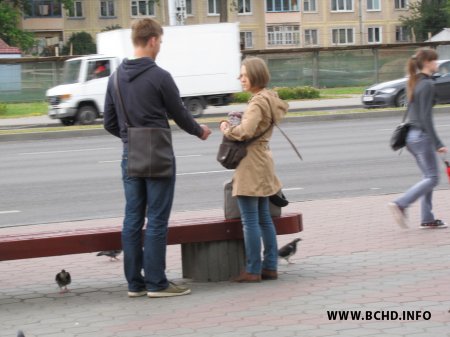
[104, 18, 211, 298]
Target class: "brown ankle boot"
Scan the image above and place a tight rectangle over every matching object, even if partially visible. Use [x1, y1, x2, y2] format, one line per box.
[232, 271, 261, 283]
[261, 269, 278, 280]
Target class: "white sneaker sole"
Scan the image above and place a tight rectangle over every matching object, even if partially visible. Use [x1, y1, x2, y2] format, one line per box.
[388, 202, 408, 228]
[128, 290, 147, 298]
[147, 288, 191, 298]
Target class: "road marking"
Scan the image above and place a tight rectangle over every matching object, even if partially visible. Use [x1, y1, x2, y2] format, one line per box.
[98, 154, 202, 164]
[19, 147, 115, 155]
[283, 187, 304, 191]
[0, 210, 21, 215]
[177, 169, 231, 176]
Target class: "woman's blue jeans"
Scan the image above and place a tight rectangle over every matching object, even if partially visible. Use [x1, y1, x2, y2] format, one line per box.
[121, 151, 175, 292]
[395, 128, 439, 223]
[237, 196, 278, 274]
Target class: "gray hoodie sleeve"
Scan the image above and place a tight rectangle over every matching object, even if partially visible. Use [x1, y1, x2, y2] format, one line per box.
[416, 80, 444, 149]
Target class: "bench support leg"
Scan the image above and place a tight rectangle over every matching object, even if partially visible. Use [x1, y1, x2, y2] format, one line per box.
[181, 239, 245, 282]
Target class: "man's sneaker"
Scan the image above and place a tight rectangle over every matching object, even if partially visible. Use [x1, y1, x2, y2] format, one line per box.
[388, 202, 408, 228]
[147, 282, 191, 298]
[420, 219, 448, 229]
[127, 290, 147, 298]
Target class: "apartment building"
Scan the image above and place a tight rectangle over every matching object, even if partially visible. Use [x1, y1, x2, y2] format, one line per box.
[20, 0, 414, 52]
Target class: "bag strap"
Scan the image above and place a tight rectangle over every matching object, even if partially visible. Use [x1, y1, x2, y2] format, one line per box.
[113, 71, 133, 128]
[263, 96, 303, 161]
[401, 104, 409, 123]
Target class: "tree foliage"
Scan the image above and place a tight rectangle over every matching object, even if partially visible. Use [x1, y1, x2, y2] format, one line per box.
[62, 32, 96, 55]
[0, 2, 34, 51]
[401, 0, 450, 42]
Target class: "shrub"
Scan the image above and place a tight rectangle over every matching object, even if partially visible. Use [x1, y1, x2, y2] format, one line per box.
[232, 92, 251, 103]
[0, 103, 7, 116]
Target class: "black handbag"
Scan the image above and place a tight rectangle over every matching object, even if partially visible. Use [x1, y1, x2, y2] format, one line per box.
[114, 72, 174, 178]
[390, 107, 410, 151]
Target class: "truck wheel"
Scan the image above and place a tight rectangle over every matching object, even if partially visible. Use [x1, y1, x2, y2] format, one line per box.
[76, 106, 97, 125]
[185, 98, 204, 118]
[60, 117, 76, 126]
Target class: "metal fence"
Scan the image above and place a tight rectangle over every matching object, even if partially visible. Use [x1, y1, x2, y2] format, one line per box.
[1, 42, 450, 103]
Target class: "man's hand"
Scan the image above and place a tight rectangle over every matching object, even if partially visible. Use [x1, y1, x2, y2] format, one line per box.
[200, 124, 212, 140]
[437, 147, 448, 154]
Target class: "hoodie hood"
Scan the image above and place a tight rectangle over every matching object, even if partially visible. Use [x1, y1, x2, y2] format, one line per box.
[120, 57, 156, 82]
[256, 88, 289, 124]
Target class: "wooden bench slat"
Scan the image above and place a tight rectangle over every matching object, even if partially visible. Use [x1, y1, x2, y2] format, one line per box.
[0, 213, 302, 261]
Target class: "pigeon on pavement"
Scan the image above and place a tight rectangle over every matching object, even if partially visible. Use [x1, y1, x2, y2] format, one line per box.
[278, 238, 302, 263]
[96, 250, 122, 261]
[55, 269, 71, 293]
[17, 330, 25, 337]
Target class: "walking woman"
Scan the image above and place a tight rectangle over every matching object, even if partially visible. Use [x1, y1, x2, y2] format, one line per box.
[389, 49, 448, 229]
[219, 57, 288, 282]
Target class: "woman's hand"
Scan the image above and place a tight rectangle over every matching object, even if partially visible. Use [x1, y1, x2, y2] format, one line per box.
[437, 147, 448, 154]
[220, 121, 229, 133]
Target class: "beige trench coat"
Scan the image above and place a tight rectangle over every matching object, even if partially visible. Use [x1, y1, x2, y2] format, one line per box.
[224, 88, 288, 197]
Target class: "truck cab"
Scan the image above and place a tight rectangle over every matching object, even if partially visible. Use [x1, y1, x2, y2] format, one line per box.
[46, 56, 120, 125]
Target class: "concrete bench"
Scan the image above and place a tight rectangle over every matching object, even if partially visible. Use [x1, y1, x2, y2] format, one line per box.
[0, 213, 302, 282]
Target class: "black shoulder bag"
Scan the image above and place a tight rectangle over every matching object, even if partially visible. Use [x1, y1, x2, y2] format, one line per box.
[390, 106, 410, 151]
[114, 71, 174, 178]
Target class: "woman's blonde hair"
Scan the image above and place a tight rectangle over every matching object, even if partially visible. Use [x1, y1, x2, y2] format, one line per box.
[407, 48, 438, 102]
[242, 57, 270, 90]
[131, 18, 163, 47]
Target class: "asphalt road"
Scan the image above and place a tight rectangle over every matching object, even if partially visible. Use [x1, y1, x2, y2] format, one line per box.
[1, 114, 450, 228]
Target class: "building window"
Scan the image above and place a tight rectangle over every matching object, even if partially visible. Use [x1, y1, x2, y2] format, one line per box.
[100, 0, 115, 17]
[238, 0, 251, 14]
[266, 0, 299, 12]
[26, 0, 62, 17]
[185, 0, 192, 15]
[331, 0, 353, 11]
[332, 28, 354, 45]
[67, 0, 83, 17]
[395, 26, 410, 42]
[368, 27, 381, 43]
[303, 0, 316, 12]
[395, 0, 408, 9]
[208, 0, 219, 14]
[131, 0, 155, 16]
[267, 25, 300, 46]
[240, 31, 253, 49]
[304, 29, 318, 46]
[367, 0, 380, 11]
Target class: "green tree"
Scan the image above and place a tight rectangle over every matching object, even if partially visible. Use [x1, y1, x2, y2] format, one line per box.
[401, 0, 450, 42]
[62, 32, 96, 55]
[0, 2, 34, 51]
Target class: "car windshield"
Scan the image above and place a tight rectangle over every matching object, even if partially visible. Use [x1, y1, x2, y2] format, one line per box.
[61, 60, 82, 84]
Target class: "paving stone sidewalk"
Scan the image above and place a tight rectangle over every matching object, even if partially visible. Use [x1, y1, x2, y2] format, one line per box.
[1, 191, 449, 337]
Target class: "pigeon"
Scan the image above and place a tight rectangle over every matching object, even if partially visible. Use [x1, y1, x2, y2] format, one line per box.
[17, 330, 25, 337]
[96, 250, 122, 261]
[55, 269, 71, 293]
[278, 238, 302, 263]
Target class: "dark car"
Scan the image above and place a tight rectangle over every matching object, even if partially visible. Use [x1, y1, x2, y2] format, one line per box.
[362, 59, 450, 108]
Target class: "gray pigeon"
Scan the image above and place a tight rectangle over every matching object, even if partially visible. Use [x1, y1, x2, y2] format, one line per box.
[96, 250, 122, 261]
[55, 269, 71, 293]
[278, 238, 302, 263]
[17, 330, 25, 337]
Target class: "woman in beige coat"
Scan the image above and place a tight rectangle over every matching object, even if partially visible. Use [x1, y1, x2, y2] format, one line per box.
[220, 57, 288, 282]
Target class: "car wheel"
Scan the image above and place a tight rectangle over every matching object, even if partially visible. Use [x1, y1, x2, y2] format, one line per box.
[60, 117, 76, 126]
[185, 98, 204, 118]
[76, 106, 97, 125]
[395, 91, 407, 107]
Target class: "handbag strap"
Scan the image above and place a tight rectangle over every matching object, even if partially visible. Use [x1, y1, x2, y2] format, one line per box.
[401, 105, 409, 123]
[113, 71, 133, 128]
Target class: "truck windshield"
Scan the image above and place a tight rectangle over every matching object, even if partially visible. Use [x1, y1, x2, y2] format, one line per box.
[62, 60, 82, 84]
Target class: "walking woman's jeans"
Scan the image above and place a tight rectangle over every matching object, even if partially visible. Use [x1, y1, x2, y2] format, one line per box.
[237, 196, 278, 274]
[121, 151, 175, 292]
[395, 128, 439, 223]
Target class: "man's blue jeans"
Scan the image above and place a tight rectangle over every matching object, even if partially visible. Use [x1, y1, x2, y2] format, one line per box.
[237, 196, 278, 274]
[395, 128, 439, 223]
[121, 151, 175, 292]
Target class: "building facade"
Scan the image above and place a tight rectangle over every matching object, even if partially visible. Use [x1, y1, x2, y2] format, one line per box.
[20, 0, 415, 53]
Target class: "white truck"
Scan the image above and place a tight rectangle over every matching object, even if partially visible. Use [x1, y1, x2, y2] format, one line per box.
[46, 22, 242, 125]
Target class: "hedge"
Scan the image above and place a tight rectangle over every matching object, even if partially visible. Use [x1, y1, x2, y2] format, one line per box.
[232, 86, 320, 103]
